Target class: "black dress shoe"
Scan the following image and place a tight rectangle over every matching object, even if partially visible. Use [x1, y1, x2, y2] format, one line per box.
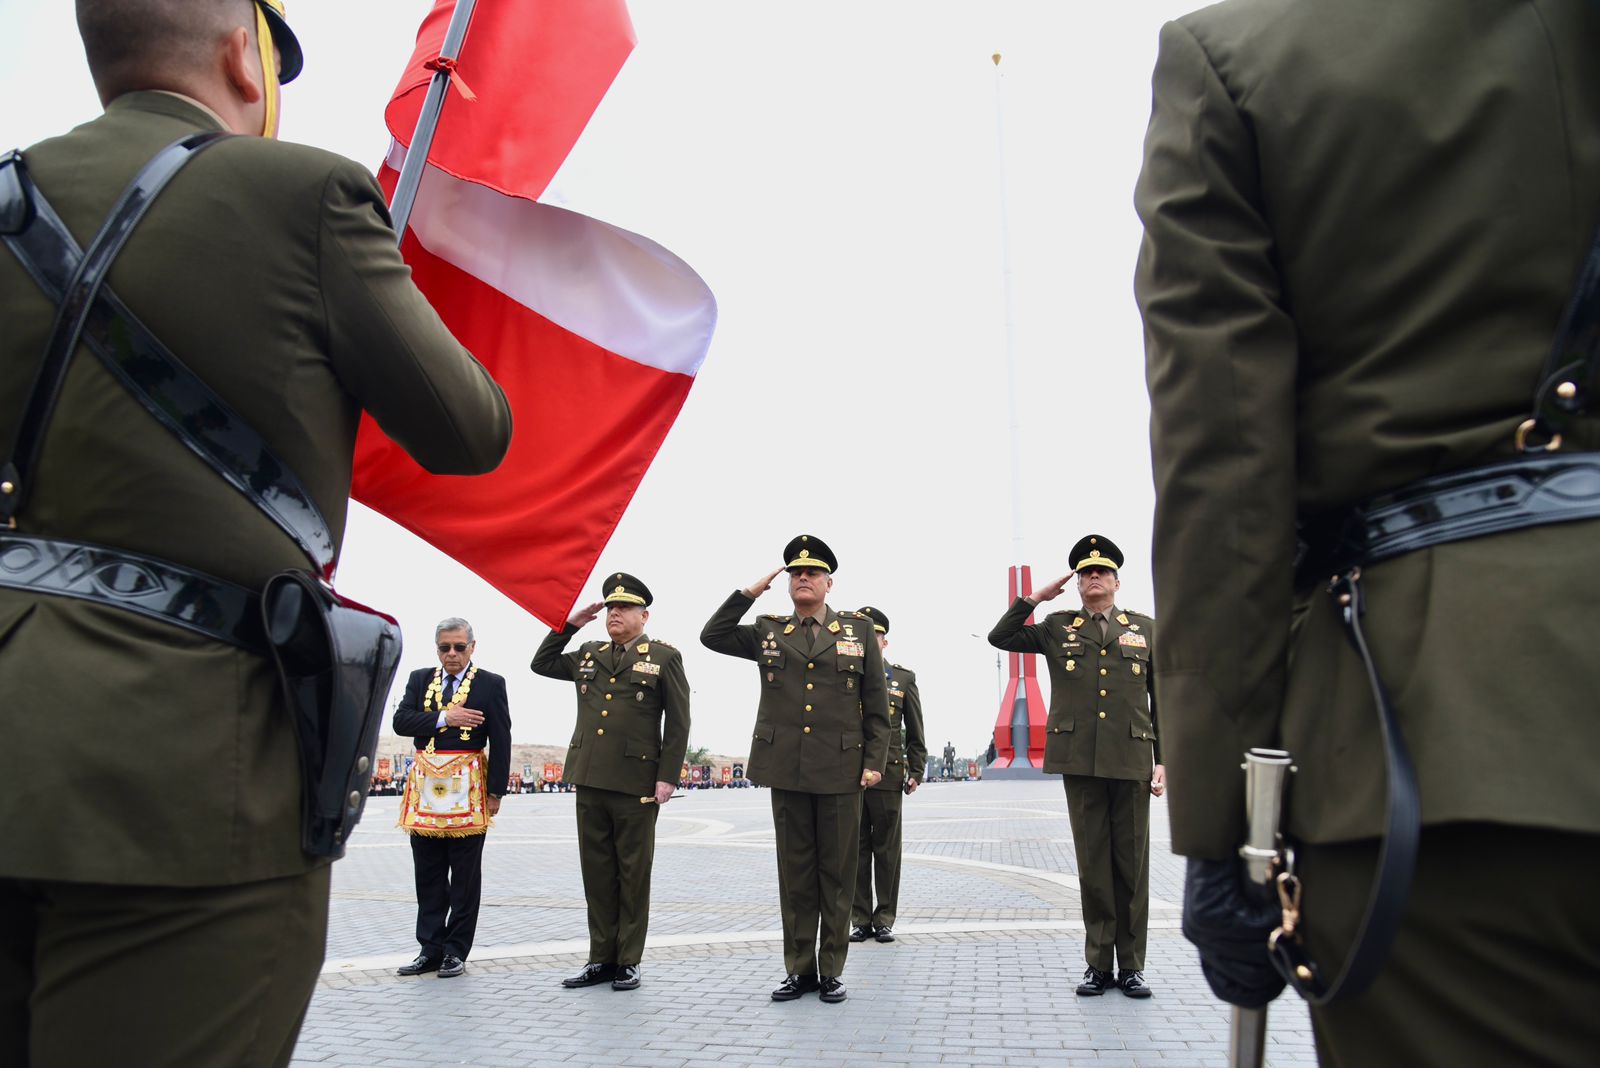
[818, 976, 847, 1003]
[1117, 970, 1153, 998]
[849, 925, 871, 942]
[1075, 966, 1113, 996]
[612, 964, 641, 990]
[437, 955, 466, 978]
[873, 926, 895, 943]
[562, 962, 619, 988]
[771, 974, 820, 1001]
[396, 954, 440, 977]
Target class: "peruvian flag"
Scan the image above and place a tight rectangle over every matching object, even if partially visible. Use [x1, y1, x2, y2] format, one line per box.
[353, 0, 717, 627]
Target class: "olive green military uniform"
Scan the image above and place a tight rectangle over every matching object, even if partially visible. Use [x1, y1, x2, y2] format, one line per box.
[853, 662, 926, 932]
[532, 627, 690, 967]
[989, 599, 1159, 974]
[1136, 0, 1600, 1061]
[701, 593, 890, 979]
[0, 90, 511, 1066]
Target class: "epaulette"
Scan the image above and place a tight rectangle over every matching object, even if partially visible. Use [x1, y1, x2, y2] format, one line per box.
[891, 662, 909, 671]
[650, 638, 675, 648]
[838, 610, 869, 620]
[758, 614, 792, 623]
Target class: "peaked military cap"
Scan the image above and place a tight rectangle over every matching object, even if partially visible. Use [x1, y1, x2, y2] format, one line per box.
[1070, 534, 1123, 572]
[601, 572, 652, 607]
[783, 534, 837, 573]
[256, 0, 304, 84]
[857, 606, 890, 633]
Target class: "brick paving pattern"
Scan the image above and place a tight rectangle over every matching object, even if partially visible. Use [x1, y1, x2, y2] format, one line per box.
[296, 780, 1316, 1066]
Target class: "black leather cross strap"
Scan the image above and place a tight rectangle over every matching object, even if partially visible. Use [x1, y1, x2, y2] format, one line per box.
[0, 532, 264, 652]
[1270, 569, 1421, 1005]
[0, 144, 336, 574]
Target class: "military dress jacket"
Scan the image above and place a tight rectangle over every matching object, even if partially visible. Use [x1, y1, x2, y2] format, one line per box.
[872, 663, 927, 792]
[0, 93, 511, 886]
[1136, 0, 1600, 858]
[701, 591, 890, 794]
[989, 599, 1159, 781]
[392, 666, 512, 796]
[531, 627, 691, 796]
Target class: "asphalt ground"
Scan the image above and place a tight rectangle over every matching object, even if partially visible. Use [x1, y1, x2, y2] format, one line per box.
[293, 779, 1316, 1067]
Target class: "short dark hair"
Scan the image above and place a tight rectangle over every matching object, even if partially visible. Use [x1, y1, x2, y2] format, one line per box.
[76, 0, 253, 98]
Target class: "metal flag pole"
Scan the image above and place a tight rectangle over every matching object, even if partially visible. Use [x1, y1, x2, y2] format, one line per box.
[1230, 747, 1294, 1068]
[389, 0, 481, 244]
[989, 52, 1040, 769]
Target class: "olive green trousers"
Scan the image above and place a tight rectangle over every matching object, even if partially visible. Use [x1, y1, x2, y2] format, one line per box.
[1300, 823, 1599, 1067]
[1, 865, 330, 1067]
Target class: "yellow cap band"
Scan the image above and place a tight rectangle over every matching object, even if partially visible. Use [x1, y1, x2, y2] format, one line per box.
[1075, 558, 1120, 572]
[255, 3, 279, 138]
[872, 624, 886, 633]
[605, 593, 647, 606]
[786, 558, 832, 572]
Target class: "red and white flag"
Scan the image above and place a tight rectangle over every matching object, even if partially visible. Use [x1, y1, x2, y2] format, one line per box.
[353, 0, 717, 627]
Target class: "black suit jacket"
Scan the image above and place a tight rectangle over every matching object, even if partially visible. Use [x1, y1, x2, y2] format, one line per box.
[393, 665, 512, 795]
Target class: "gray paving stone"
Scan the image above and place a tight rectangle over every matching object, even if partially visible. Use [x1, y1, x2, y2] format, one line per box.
[295, 782, 1315, 1066]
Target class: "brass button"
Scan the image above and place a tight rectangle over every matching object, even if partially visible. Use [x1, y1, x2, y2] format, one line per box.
[808, 662, 815, 669]
[610, 677, 616, 683]
[605, 694, 613, 701]
[805, 683, 814, 690]
[1098, 711, 1106, 719]
[357, 756, 369, 773]
[804, 704, 813, 712]
[1100, 649, 1107, 656]
[1099, 689, 1107, 697]
[1100, 668, 1107, 676]
[347, 790, 361, 809]
[597, 728, 605, 736]
[601, 709, 609, 718]
[803, 725, 812, 734]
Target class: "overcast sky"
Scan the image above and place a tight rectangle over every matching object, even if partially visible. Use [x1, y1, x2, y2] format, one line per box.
[2, 0, 1201, 755]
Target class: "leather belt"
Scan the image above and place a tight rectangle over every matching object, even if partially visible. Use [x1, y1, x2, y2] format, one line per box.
[0, 532, 264, 652]
[1296, 451, 1600, 589]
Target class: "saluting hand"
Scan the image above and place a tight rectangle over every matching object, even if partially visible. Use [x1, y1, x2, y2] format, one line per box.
[445, 705, 485, 729]
[743, 566, 785, 599]
[861, 769, 882, 788]
[569, 601, 605, 627]
[1029, 573, 1073, 603]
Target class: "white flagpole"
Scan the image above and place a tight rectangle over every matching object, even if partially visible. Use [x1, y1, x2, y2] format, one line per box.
[993, 52, 1025, 566]
[389, 0, 481, 244]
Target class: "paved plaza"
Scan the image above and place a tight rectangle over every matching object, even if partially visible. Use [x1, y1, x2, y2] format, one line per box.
[294, 780, 1315, 1067]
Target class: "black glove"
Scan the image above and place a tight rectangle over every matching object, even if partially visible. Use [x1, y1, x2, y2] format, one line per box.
[1182, 857, 1287, 1009]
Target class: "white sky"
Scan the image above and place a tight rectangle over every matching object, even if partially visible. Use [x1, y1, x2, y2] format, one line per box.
[1, 0, 1201, 756]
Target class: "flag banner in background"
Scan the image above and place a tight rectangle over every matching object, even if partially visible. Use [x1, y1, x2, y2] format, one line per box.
[353, 0, 718, 627]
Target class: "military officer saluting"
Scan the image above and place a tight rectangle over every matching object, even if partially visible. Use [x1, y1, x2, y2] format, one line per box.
[532, 573, 690, 991]
[701, 535, 891, 1003]
[988, 535, 1163, 998]
[850, 606, 926, 944]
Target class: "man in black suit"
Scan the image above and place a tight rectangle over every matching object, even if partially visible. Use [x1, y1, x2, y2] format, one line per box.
[392, 617, 512, 978]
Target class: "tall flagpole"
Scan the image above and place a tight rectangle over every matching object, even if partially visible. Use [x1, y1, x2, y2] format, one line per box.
[389, 0, 481, 244]
[991, 52, 1042, 769]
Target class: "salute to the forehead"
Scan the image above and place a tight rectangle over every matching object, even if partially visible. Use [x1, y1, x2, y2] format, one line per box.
[988, 533, 1163, 1000]
[700, 534, 892, 1004]
[531, 571, 691, 993]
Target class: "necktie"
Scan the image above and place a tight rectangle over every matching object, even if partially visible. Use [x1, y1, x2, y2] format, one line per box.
[802, 617, 819, 652]
[442, 675, 458, 707]
[1094, 612, 1108, 639]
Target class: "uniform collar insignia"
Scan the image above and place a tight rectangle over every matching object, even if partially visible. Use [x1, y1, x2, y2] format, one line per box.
[783, 623, 796, 635]
[1115, 612, 1130, 626]
[1071, 617, 1086, 628]
[827, 620, 841, 634]
[636, 642, 649, 654]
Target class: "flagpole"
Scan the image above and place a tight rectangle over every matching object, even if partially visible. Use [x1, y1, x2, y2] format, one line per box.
[989, 52, 1040, 770]
[389, 0, 480, 244]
